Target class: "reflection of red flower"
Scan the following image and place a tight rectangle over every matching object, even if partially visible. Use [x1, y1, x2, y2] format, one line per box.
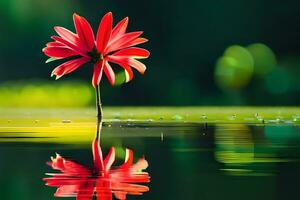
[44, 139, 150, 200]
[43, 12, 150, 87]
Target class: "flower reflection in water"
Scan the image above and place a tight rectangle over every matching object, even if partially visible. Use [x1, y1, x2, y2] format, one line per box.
[43, 121, 150, 200]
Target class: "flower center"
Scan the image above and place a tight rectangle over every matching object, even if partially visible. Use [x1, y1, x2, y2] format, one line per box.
[88, 47, 104, 64]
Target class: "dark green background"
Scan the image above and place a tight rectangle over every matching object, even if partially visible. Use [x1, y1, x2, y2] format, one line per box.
[0, 0, 299, 105]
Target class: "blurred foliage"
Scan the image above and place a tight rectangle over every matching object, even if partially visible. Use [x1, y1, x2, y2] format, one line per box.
[0, 80, 93, 107]
[215, 45, 254, 89]
[0, 0, 299, 105]
[247, 43, 277, 76]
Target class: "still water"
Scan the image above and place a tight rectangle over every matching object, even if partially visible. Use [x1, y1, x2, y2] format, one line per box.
[0, 120, 300, 200]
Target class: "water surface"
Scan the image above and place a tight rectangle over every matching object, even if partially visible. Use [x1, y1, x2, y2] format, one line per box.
[0, 108, 300, 199]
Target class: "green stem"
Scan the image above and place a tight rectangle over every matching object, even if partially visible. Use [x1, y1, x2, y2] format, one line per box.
[95, 117, 102, 140]
[95, 85, 103, 120]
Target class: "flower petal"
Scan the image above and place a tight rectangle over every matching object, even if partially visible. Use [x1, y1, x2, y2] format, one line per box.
[54, 26, 86, 51]
[96, 12, 113, 53]
[103, 147, 115, 172]
[114, 192, 127, 200]
[112, 47, 150, 59]
[124, 67, 134, 82]
[92, 139, 104, 172]
[51, 57, 89, 79]
[77, 180, 95, 200]
[127, 59, 147, 74]
[103, 61, 115, 86]
[124, 37, 148, 47]
[131, 157, 149, 172]
[95, 181, 112, 200]
[117, 37, 148, 51]
[55, 185, 78, 196]
[106, 57, 133, 82]
[46, 41, 65, 47]
[105, 31, 143, 54]
[48, 153, 91, 176]
[73, 13, 95, 50]
[118, 148, 134, 170]
[52, 36, 89, 58]
[92, 60, 104, 88]
[107, 56, 146, 74]
[111, 17, 128, 41]
[43, 46, 78, 59]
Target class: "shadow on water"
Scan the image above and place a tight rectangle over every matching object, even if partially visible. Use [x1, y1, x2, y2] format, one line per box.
[43, 119, 151, 200]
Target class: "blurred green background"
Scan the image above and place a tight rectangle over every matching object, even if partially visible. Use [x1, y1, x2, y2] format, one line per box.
[0, 0, 299, 107]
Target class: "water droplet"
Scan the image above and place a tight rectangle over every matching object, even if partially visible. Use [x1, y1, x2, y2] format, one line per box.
[147, 119, 153, 122]
[293, 115, 300, 122]
[256, 116, 264, 123]
[275, 117, 283, 123]
[201, 115, 207, 119]
[172, 114, 183, 120]
[107, 124, 112, 128]
[228, 114, 237, 120]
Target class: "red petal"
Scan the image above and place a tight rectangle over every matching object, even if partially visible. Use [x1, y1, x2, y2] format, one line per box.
[103, 61, 115, 86]
[105, 31, 143, 54]
[107, 56, 146, 74]
[106, 57, 133, 82]
[119, 148, 134, 170]
[111, 17, 128, 41]
[131, 157, 149, 172]
[77, 180, 95, 200]
[96, 12, 113, 53]
[114, 192, 127, 200]
[55, 185, 78, 196]
[52, 36, 89, 58]
[124, 66, 134, 82]
[92, 139, 104, 172]
[118, 37, 148, 50]
[48, 153, 91, 176]
[51, 57, 89, 79]
[92, 60, 104, 88]
[96, 180, 112, 200]
[54, 26, 86, 51]
[43, 46, 78, 58]
[46, 41, 65, 47]
[103, 147, 115, 172]
[127, 59, 146, 74]
[73, 13, 95, 50]
[112, 47, 150, 58]
[111, 182, 149, 193]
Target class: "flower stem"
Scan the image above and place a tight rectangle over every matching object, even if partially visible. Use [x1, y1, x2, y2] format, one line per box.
[95, 117, 102, 140]
[95, 85, 103, 120]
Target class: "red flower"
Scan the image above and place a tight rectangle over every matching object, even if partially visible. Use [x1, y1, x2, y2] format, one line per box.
[43, 12, 150, 87]
[44, 139, 150, 200]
